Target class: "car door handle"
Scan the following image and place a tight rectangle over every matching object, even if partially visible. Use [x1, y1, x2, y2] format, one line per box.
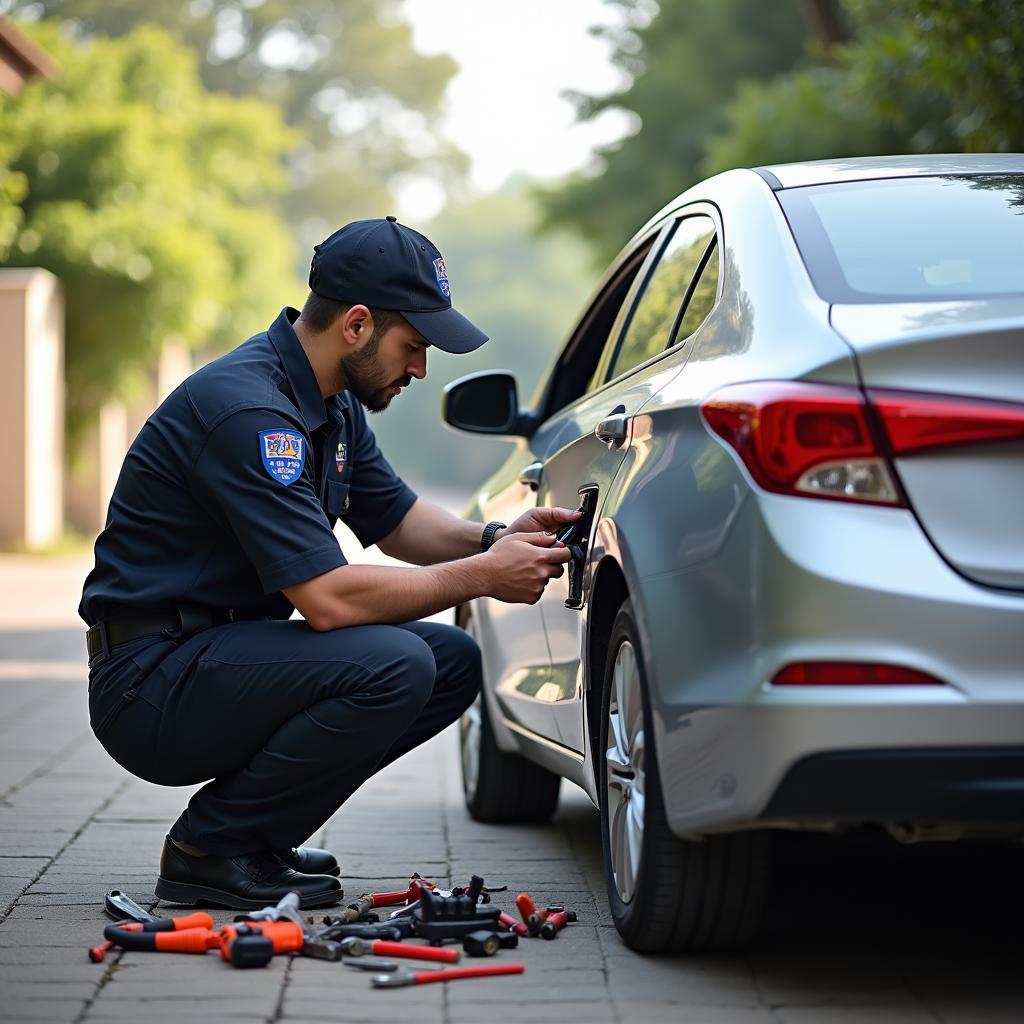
[519, 461, 544, 490]
[595, 410, 630, 447]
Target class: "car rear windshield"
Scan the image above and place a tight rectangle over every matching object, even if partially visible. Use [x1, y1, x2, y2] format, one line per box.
[777, 174, 1024, 303]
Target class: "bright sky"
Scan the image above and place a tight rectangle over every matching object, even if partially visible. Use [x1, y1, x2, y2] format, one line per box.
[397, 0, 636, 219]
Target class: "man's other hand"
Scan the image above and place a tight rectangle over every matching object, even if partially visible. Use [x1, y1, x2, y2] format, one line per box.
[484, 532, 573, 604]
[502, 506, 581, 540]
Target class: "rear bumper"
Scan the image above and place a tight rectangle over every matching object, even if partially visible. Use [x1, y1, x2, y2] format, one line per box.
[761, 747, 1024, 824]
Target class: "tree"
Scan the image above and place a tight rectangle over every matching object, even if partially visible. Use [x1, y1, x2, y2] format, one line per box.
[704, 0, 1024, 175]
[0, 22, 300, 445]
[538, 0, 809, 265]
[0, 0, 466, 242]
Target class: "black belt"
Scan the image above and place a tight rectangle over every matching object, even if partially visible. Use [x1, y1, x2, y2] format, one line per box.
[86, 607, 268, 668]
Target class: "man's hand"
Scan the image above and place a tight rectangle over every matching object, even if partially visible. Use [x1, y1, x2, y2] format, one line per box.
[483, 532, 573, 604]
[500, 506, 581, 542]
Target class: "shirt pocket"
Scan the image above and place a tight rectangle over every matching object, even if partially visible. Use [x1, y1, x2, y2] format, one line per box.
[326, 479, 351, 519]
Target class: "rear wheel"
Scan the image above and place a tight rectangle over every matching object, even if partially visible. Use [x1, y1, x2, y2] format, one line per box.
[458, 608, 560, 823]
[599, 599, 770, 952]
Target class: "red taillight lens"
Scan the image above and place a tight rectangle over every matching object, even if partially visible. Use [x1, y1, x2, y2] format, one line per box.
[867, 389, 1024, 455]
[700, 382, 903, 506]
[771, 662, 945, 686]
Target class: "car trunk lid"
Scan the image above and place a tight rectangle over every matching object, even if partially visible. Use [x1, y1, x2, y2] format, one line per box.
[831, 299, 1024, 589]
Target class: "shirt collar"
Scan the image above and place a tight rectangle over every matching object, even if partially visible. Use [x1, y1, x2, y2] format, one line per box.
[268, 307, 328, 433]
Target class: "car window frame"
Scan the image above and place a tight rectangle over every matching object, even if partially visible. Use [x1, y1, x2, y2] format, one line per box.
[534, 220, 671, 422]
[592, 202, 723, 392]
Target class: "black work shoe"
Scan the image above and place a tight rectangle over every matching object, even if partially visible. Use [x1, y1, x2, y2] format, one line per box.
[274, 846, 341, 877]
[155, 837, 343, 910]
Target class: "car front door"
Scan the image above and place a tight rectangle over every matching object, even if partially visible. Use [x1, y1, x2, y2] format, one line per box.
[535, 210, 722, 753]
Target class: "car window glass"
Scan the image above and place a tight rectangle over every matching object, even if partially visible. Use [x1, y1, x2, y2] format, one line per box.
[544, 238, 655, 415]
[608, 215, 716, 381]
[673, 238, 719, 344]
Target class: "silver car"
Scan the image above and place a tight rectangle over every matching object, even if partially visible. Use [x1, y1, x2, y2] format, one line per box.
[442, 155, 1024, 953]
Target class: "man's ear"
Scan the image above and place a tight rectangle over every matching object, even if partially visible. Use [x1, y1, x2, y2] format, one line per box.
[338, 304, 371, 349]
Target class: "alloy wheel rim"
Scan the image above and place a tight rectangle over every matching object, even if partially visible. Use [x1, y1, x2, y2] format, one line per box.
[605, 639, 646, 904]
[460, 613, 482, 801]
[461, 695, 482, 801]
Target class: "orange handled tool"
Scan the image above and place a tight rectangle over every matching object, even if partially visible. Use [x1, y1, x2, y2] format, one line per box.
[338, 936, 460, 963]
[371, 963, 525, 988]
[90, 912, 214, 962]
[498, 911, 529, 938]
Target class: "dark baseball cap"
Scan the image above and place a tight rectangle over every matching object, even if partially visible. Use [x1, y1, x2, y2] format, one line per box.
[308, 216, 488, 354]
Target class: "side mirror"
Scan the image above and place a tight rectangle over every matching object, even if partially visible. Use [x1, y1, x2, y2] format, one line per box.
[442, 370, 535, 437]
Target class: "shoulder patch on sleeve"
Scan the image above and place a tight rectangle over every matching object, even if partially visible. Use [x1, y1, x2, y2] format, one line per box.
[259, 429, 305, 486]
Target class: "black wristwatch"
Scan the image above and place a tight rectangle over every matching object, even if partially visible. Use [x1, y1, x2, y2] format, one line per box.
[480, 521, 506, 551]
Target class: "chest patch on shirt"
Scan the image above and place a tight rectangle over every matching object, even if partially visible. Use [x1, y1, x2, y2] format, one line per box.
[259, 430, 305, 486]
[335, 442, 347, 474]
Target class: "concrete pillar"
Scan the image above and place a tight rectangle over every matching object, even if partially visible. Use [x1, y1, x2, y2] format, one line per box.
[0, 268, 64, 549]
[65, 399, 128, 536]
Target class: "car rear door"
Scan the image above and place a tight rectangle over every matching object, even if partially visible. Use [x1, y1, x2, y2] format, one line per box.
[534, 209, 722, 752]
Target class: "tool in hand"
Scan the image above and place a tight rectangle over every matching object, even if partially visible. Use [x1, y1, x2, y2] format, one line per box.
[103, 890, 157, 923]
[370, 963, 525, 988]
[462, 930, 519, 957]
[89, 911, 214, 963]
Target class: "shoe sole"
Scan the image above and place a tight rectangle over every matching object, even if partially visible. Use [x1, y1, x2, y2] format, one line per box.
[154, 876, 344, 911]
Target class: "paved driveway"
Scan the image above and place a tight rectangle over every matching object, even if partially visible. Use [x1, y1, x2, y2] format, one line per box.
[0, 554, 1020, 1024]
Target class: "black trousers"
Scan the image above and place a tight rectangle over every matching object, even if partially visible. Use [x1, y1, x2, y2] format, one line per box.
[87, 618, 481, 857]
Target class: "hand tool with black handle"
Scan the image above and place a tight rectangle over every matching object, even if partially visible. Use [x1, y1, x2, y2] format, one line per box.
[316, 918, 413, 941]
[89, 911, 214, 962]
[539, 907, 577, 939]
[370, 963, 525, 988]
[462, 930, 519, 956]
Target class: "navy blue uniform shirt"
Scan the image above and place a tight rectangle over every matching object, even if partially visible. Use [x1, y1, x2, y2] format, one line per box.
[79, 308, 418, 625]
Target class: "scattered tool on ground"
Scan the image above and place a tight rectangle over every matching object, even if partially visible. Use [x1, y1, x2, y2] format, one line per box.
[315, 917, 415, 940]
[89, 910, 214, 962]
[236, 890, 304, 928]
[498, 910, 529, 937]
[462, 930, 519, 957]
[538, 906, 577, 940]
[344, 960, 400, 972]
[370, 963, 525, 988]
[412, 875, 501, 944]
[103, 890, 157, 923]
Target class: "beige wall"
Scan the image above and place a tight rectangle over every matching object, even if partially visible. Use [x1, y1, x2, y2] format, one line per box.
[0, 268, 64, 549]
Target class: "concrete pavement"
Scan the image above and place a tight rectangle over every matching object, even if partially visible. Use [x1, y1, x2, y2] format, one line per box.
[0, 553, 1021, 1024]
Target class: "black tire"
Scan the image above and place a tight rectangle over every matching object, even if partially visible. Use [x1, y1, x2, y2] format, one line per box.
[458, 610, 561, 824]
[599, 599, 771, 953]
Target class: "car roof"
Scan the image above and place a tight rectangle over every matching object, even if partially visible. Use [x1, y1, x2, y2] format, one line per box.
[757, 153, 1024, 189]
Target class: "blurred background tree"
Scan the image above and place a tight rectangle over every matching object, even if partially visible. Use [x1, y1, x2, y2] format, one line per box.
[537, 0, 810, 266]
[0, 22, 300, 446]
[541, 0, 1024, 263]
[1, 0, 466, 253]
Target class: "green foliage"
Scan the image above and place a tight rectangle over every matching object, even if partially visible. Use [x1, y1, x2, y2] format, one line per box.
[705, 0, 1024, 176]
[0, 22, 300, 443]
[3, 0, 466, 235]
[538, 0, 809, 265]
[369, 182, 594, 494]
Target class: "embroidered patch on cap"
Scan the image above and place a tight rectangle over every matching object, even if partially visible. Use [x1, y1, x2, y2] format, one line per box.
[433, 256, 451, 299]
[259, 430, 305, 486]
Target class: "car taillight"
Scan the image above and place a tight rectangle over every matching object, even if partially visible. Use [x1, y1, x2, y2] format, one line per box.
[700, 382, 903, 506]
[771, 662, 946, 686]
[866, 389, 1024, 455]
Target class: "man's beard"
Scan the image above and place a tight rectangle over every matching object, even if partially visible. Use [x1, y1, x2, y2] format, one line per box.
[340, 329, 410, 413]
